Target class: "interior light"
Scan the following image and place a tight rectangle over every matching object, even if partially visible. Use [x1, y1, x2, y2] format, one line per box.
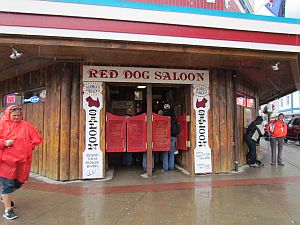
[272, 62, 280, 71]
[137, 85, 146, 89]
[10, 47, 23, 59]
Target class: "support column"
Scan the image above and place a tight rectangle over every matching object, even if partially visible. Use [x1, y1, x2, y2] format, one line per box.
[146, 84, 153, 176]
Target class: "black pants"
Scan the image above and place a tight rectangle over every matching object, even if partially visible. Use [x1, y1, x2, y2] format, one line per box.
[245, 138, 257, 164]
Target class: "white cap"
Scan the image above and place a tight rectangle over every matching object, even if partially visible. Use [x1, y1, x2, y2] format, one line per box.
[163, 104, 170, 110]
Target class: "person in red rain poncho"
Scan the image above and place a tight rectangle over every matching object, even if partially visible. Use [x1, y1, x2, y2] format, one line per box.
[0, 105, 43, 220]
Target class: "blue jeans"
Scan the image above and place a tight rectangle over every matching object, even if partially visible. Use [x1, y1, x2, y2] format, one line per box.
[162, 137, 176, 171]
[142, 152, 154, 172]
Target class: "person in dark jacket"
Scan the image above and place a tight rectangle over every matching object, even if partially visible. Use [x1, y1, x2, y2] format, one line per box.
[245, 116, 265, 168]
[162, 104, 180, 172]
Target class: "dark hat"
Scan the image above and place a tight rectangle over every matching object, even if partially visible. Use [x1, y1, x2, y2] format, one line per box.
[256, 116, 263, 122]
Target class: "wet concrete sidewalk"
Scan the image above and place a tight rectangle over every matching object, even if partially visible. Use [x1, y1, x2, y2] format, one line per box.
[2, 140, 300, 225]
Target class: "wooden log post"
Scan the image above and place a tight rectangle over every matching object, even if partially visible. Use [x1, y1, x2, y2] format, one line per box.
[59, 65, 71, 181]
[70, 64, 80, 180]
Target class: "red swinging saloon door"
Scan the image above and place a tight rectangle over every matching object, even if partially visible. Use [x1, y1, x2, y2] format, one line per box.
[106, 113, 126, 152]
[177, 113, 189, 150]
[127, 113, 147, 152]
[152, 113, 171, 151]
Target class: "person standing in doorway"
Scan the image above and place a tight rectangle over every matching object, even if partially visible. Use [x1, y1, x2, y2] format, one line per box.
[245, 116, 265, 168]
[123, 108, 135, 166]
[162, 104, 180, 172]
[265, 113, 287, 166]
[0, 105, 43, 220]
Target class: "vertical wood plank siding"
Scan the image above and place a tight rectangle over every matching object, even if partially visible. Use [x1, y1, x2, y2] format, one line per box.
[0, 63, 81, 180]
[78, 65, 85, 179]
[0, 64, 258, 179]
[206, 69, 258, 173]
[60, 65, 71, 180]
[69, 64, 80, 180]
[225, 70, 234, 172]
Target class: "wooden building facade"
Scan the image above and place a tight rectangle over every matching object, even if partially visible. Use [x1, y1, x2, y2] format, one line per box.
[0, 61, 259, 180]
[0, 0, 299, 181]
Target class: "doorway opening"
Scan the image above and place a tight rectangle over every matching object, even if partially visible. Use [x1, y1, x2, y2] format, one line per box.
[105, 83, 191, 175]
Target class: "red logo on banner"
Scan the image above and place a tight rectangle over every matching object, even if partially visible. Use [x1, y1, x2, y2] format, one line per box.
[6, 95, 16, 104]
[86, 96, 100, 108]
[196, 98, 208, 108]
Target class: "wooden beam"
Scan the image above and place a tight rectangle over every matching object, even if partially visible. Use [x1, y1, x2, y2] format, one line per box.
[290, 57, 300, 89]
[0, 58, 52, 81]
[0, 36, 298, 59]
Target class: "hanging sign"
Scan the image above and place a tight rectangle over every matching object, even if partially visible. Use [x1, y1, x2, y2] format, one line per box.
[6, 94, 16, 104]
[82, 82, 104, 179]
[83, 66, 209, 84]
[23, 95, 40, 104]
[193, 82, 212, 174]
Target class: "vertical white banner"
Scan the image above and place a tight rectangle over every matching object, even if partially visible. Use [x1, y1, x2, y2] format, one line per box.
[193, 84, 212, 174]
[82, 82, 104, 179]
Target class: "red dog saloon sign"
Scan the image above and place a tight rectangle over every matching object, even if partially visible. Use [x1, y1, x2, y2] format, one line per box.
[83, 66, 209, 84]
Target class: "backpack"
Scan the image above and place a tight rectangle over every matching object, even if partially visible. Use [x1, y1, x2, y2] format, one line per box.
[171, 117, 180, 137]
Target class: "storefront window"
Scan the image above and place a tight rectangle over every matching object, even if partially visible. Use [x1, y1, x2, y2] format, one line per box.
[236, 92, 255, 108]
[286, 95, 290, 105]
[236, 93, 246, 107]
[246, 97, 255, 108]
[3, 88, 46, 106]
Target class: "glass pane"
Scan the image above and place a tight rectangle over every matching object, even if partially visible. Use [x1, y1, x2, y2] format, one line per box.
[236, 94, 246, 107]
[246, 97, 255, 108]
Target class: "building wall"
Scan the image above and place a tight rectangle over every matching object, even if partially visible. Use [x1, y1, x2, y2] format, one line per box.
[0, 62, 81, 181]
[263, 91, 300, 118]
[207, 69, 234, 173]
[278, 91, 300, 113]
[0, 63, 259, 179]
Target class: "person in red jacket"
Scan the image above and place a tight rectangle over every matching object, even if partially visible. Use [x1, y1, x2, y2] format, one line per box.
[265, 113, 287, 166]
[0, 105, 43, 220]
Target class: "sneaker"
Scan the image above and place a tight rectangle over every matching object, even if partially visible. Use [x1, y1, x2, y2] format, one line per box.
[250, 164, 260, 168]
[0, 197, 15, 209]
[174, 150, 179, 155]
[278, 163, 285, 166]
[3, 209, 17, 220]
[140, 173, 148, 178]
[271, 163, 275, 166]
